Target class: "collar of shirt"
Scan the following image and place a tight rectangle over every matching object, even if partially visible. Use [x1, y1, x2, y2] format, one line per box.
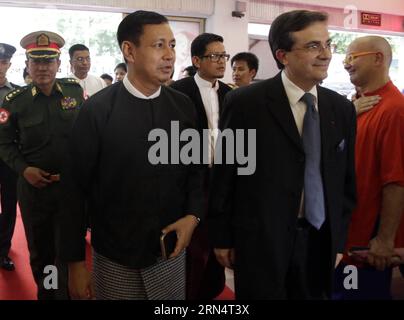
[0, 79, 13, 90]
[194, 73, 219, 91]
[281, 70, 318, 110]
[123, 75, 161, 99]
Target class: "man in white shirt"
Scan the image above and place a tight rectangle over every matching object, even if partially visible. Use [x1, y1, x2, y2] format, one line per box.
[170, 33, 232, 300]
[69, 44, 106, 98]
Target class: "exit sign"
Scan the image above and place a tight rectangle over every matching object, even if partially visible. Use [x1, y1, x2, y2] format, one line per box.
[361, 12, 382, 26]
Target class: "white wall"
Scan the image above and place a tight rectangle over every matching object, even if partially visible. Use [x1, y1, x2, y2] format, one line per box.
[281, 0, 404, 16]
[206, 0, 249, 83]
[0, 0, 215, 16]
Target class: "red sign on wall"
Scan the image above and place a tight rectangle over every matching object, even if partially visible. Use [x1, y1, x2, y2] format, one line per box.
[361, 12, 382, 26]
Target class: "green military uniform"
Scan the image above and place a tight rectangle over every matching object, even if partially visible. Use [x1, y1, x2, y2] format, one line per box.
[0, 78, 83, 299]
[0, 42, 19, 272]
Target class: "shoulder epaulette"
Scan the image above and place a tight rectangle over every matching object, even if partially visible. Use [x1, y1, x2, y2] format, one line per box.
[4, 87, 28, 102]
[58, 78, 81, 86]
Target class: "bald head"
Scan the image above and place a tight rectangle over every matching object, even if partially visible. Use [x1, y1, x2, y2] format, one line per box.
[348, 36, 392, 67]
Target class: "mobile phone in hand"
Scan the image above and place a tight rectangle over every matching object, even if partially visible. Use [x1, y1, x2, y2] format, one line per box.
[160, 231, 177, 260]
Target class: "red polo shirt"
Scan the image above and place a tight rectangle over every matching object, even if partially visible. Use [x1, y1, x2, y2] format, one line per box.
[345, 81, 404, 260]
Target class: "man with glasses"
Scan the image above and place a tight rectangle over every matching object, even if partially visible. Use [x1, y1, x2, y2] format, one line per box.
[0, 31, 84, 299]
[69, 44, 106, 99]
[208, 10, 357, 299]
[333, 36, 404, 300]
[0, 43, 18, 271]
[171, 33, 232, 300]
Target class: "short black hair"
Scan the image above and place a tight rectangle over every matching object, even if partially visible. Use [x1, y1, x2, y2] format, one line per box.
[100, 73, 113, 82]
[183, 65, 197, 77]
[117, 10, 168, 48]
[231, 52, 259, 73]
[191, 33, 224, 58]
[114, 62, 127, 72]
[268, 10, 328, 69]
[69, 44, 90, 59]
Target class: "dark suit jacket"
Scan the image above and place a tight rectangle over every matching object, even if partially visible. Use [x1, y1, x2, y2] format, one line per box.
[208, 72, 357, 299]
[170, 76, 232, 133]
[170, 76, 232, 299]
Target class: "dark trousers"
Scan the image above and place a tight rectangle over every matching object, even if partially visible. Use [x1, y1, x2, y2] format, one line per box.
[186, 223, 225, 299]
[283, 219, 331, 300]
[0, 161, 17, 257]
[333, 262, 393, 300]
[17, 177, 69, 300]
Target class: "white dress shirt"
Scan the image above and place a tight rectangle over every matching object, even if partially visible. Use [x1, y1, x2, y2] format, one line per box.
[70, 73, 106, 98]
[281, 71, 319, 218]
[194, 73, 220, 165]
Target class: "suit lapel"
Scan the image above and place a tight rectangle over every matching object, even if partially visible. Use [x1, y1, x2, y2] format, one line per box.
[217, 81, 230, 114]
[265, 74, 303, 152]
[317, 87, 338, 163]
[190, 78, 209, 130]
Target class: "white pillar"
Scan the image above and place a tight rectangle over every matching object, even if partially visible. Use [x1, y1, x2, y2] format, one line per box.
[206, 0, 249, 83]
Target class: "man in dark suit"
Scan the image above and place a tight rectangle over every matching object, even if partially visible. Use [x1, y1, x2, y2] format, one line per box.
[208, 10, 357, 299]
[171, 33, 232, 300]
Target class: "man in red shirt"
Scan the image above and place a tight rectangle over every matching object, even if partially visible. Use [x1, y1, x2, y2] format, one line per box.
[334, 36, 404, 299]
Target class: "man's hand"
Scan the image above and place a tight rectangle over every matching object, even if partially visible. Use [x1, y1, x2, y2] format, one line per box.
[335, 253, 343, 268]
[214, 248, 235, 269]
[352, 95, 380, 115]
[162, 214, 200, 259]
[368, 237, 395, 271]
[23, 166, 52, 188]
[68, 261, 94, 300]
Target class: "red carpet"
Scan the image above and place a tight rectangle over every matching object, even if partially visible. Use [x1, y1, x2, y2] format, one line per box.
[0, 209, 36, 300]
[0, 210, 234, 300]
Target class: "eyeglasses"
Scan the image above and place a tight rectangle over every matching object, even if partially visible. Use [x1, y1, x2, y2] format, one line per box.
[74, 56, 91, 63]
[292, 42, 333, 55]
[200, 53, 230, 62]
[342, 51, 379, 65]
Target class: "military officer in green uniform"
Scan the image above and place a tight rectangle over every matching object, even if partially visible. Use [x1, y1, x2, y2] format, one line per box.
[0, 31, 84, 300]
[0, 43, 19, 271]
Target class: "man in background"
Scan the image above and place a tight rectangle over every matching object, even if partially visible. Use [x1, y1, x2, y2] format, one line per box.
[231, 52, 259, 87]
[334, 36, 404, 300]
[69, 44, 105, 98]
[0, 43, 18, 271]
[171, 33, 232, 300]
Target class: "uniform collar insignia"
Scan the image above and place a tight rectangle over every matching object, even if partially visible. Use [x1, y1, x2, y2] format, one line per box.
[31, 86, 37, 97]
[56, 82, 63, 94]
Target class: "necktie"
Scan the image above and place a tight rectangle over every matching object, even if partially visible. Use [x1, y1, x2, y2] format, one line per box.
[301, 93, 325, 230]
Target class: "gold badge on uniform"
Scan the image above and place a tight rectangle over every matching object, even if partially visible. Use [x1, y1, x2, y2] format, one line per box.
[61, 97, 77, 110]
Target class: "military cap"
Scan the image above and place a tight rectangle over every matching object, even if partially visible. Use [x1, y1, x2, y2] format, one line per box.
[20, 31, 65, 59]
[0, 43, 16, 60]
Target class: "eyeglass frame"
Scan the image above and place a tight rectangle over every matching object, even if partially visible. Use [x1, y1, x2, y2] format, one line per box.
[200, 53, 230, 62]
[73, 56, 91, 63]
[342, 51, 380, 66]
[290, 40, 333, 55]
